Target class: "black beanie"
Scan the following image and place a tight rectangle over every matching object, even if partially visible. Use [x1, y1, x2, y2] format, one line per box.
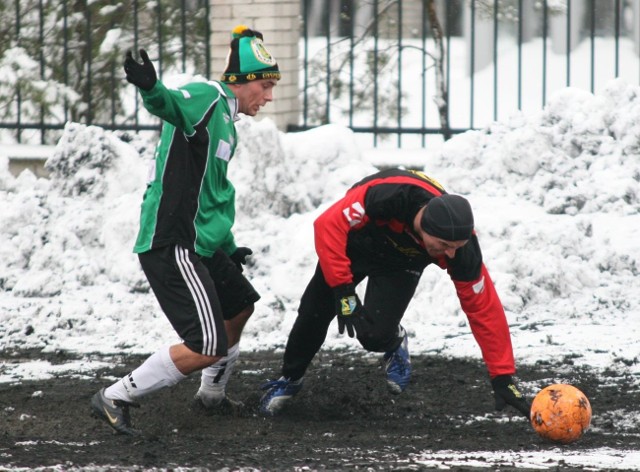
[221, 25, 280, 83]
[421, 194, 474, 241]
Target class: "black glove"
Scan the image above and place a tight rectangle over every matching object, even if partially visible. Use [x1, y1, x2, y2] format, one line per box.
[124, 49, 157, 91]
[230, 247, 253, 272]
[333, 283, 367, 338]
[491, 375, 531, 419]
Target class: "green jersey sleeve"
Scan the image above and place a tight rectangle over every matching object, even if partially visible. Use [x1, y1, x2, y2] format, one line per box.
[139, 81, 221, 135]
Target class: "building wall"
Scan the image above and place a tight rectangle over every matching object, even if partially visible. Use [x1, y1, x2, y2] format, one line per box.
[209, 1, 301, 131]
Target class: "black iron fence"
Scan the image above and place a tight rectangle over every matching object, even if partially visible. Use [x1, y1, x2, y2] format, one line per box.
[0, 0, 210, 144]
[295, 0, 640, 147]
[1, 0, 639, 147]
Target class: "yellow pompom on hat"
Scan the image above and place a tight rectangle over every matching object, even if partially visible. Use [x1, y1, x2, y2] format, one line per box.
[221, 25, 280, 83]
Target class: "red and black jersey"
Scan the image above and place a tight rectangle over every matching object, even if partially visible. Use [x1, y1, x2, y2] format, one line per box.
[314, 168, 515, 377]
[315, 168, 457, 285]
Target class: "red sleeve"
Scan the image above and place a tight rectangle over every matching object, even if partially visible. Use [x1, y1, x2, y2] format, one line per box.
[314, 186, 370, 287]
[452, 263, 516, 377]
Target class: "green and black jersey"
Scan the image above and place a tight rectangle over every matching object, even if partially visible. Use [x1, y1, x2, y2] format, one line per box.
[133, 80, 239, 257]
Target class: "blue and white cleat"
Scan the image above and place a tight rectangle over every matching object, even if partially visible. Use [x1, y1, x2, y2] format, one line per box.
[259, 377, 303, 416]
[383, 332, 412, 394]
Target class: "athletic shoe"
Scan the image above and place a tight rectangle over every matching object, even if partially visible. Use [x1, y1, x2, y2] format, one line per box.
[191, 392, 245, 416]
[383, 332, 412, 394]
[259, 377, 303, 416]
[90, 388, 140, 435]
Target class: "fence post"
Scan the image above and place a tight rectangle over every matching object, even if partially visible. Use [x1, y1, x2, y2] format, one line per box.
[209, 1, 301, 131]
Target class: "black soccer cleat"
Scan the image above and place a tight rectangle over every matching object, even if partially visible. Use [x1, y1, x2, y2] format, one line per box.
[90, 388, 140, 435]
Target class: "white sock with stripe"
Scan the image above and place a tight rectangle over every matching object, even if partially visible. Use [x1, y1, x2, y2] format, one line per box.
[105, 345, 186, 403]
[197, 343, 240, 407]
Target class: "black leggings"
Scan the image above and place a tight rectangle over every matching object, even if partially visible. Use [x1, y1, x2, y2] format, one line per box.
[282, 263, 421, 380]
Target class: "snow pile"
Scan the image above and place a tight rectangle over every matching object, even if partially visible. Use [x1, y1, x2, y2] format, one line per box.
[422, 79, 640, 372]
[0, 80, 638, 380]
[438, 79, 640, 216]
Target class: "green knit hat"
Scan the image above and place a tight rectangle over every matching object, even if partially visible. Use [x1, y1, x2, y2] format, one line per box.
[221, 25, 280, 83]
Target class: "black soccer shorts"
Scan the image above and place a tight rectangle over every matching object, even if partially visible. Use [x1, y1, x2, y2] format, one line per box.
[138, 244, 260, 357]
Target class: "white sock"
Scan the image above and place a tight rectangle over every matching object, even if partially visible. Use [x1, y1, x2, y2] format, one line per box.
[197, 343, 240, 407]
[105, 345, 186, 403]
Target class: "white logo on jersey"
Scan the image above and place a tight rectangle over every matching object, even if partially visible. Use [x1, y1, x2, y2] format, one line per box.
[342, 202, 366, 227]
[215, 140, 231, 161]
[168, 86, 191, 99]
[472, 276, 485, 294]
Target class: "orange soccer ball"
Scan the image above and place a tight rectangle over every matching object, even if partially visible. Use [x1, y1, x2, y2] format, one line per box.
[530, 384, 592, 444]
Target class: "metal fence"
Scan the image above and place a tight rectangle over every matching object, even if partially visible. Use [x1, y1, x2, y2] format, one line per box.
[295, 0, 640, 147]
[0, 0, 210, 144]
[1, 0, 640, 147]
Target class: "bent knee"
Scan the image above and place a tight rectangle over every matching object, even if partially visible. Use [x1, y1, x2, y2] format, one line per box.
[358, 334, 398, 353]
[183, 344, 219, 362]
[242, 304, 255, 317]
[194, 352, 220, 369]
[231, 304, 254, 321]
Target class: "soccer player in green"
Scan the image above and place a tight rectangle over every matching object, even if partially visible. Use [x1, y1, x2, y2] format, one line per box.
[91, 25, 279, 435]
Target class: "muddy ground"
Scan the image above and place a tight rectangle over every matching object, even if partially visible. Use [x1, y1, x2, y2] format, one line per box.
[0, 349, 637, 471]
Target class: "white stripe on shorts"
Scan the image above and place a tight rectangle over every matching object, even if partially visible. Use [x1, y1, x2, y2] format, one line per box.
[174, 245, 217, 356]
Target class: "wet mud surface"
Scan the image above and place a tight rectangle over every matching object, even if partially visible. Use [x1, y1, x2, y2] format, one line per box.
[0, 349, 637, 471]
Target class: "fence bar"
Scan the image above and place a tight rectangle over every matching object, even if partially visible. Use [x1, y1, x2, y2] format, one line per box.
[493, 0, 498, 121]
[397, 0, 403, 147]
[15, 0, 22, 143]
[325, 0, 331, 124]
[373, 0, 380, 146]
[348, 6, 355, 128]
[39, 0, 45, 143]
[445, 1, 451, 140]
[542, 0, 548, 106]
[302, 0, 309, 128]
[111, 61, 116, 128]
[590, 0, 595, 93]
[517, 0, 523, 110]
[86, 6, 93, 124]
[614, 0, 620, 77]
[421, 1, 427, 148]
[566, 0, 571, 86]
[204, 0, 211, 79]
[63, 0, 69, 124]
[181, 0, 187, 72]
[157, 2, 164, 79]
[469, 0, 476, 129]
[133, 0, 140, 131]
[287, 124, 469, 135]
[0, 122, 160, 132]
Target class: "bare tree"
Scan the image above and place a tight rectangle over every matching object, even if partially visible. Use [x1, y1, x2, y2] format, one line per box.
[303, 0, 453, 141]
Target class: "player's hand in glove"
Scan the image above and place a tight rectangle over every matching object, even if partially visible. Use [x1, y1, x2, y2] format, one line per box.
[124, 49, 157, 91]
[333, 283, 369, 338]
[230, 247, 253, 272]
[491, 375, 531, 419]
